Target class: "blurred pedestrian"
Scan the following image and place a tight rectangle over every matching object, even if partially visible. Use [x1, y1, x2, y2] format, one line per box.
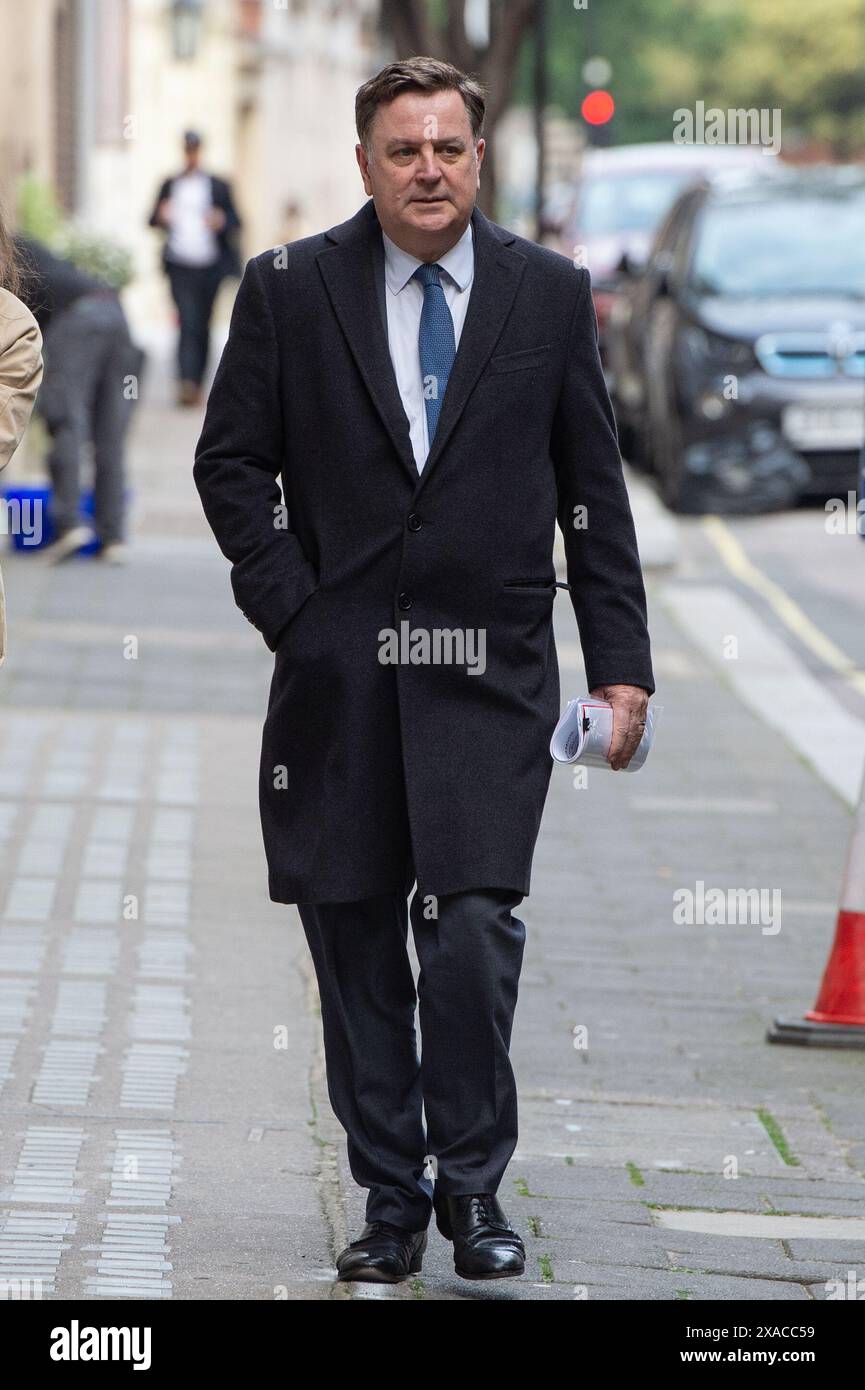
[0, 208, 43, 664]
[148, 131, 242, 406]
[15, 237, 139, 564]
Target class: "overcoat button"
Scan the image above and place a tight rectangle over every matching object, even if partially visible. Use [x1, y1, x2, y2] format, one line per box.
[398, 592, 413, 610]
[407, 513, 422, 532]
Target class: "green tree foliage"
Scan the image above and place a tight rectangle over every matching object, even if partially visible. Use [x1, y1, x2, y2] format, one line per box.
[16, 174, 134, 288]
[517, 0, 865, 154]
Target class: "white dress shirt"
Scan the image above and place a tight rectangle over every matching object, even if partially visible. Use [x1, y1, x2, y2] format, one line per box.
[166, 170, 220, 267]
[381, 219, 475, 472]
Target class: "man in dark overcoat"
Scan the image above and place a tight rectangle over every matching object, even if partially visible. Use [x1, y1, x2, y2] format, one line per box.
[194, 56, 654, 1285]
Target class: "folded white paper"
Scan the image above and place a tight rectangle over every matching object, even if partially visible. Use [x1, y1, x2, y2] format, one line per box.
[550, 697, 659, 772]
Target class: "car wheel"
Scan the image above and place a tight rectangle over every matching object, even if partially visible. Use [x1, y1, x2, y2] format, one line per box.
[649, 395, 693, 511]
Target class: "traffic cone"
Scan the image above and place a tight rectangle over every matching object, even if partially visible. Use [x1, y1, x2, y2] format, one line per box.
[768, 765, 865, 1048]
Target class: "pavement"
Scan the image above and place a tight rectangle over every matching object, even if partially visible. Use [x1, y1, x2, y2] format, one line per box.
[1, 342, 864, 1302]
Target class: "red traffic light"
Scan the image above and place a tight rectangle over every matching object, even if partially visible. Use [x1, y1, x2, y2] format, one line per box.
[581, 90, 615, 125]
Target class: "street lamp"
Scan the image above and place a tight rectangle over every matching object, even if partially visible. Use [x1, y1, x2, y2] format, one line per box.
[464, 0, 490, 48]
[170, 0, 204, 62]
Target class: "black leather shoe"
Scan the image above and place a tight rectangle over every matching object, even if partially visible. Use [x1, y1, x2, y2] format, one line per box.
[434, 1193, 526, 1280]
[335, 1221, 427, 1283]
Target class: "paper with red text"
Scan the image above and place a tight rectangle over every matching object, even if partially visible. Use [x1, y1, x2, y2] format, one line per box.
[550, 697, 659, 772]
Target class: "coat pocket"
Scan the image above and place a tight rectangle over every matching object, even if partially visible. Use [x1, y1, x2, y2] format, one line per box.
[502, 577, 557, 592]
[488, 345, 552, 374]
[273, 585, 321, 658]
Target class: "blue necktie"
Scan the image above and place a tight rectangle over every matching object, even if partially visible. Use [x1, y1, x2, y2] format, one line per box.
[413, 262, 456, 447]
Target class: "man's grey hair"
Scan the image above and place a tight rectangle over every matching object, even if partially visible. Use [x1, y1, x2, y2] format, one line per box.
[355, 55, 487, 153]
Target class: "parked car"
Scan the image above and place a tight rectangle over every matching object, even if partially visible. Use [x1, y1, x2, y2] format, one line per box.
[607, 166, 865, 513]
[557, 143, 766, 370]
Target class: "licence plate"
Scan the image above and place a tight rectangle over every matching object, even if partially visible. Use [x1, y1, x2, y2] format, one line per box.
[782, 405, 865, 451]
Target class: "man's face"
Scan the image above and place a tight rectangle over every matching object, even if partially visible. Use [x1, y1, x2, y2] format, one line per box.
[356, 89, 484, 258]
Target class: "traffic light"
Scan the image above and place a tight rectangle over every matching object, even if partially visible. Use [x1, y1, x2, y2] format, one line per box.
[581, 89, 615, 126]
[581, 88, 615, 146]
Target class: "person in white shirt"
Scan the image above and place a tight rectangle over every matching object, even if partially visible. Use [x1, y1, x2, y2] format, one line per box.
[148, 131, 242, 406]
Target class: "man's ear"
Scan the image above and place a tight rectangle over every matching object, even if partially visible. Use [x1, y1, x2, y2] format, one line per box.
[356, 143, 373, 196]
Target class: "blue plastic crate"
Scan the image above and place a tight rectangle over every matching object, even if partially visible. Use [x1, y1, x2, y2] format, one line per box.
[1, 486, 132, 554]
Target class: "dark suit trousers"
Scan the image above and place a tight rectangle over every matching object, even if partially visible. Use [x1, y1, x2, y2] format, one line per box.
[297, 879, 526, 1231]
[166, 261, 223, 385]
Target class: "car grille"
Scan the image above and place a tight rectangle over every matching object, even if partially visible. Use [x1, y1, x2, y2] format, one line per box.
[755, 329, 865, 378]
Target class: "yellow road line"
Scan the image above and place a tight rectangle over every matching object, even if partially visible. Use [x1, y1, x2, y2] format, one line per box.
[701, 514, 865, 698]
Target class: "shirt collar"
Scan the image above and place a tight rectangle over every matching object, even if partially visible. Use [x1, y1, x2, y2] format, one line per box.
[382, 216, 474, 296]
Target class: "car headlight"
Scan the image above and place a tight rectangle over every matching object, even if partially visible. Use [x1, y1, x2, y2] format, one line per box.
[697, 391, 728, 420]
[682, 326, 755, 370]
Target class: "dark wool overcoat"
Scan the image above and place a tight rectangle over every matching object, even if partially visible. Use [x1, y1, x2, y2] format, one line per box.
[193, 199, 654, 905]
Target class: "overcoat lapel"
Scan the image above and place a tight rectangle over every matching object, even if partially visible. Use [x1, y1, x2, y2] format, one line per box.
[315, 199, 527, 493]
[316, 201, 417, 484]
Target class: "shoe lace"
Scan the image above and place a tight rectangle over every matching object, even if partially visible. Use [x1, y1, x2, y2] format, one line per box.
[366, 1220, 418, 1242]
[467, 1194, 513, 1233]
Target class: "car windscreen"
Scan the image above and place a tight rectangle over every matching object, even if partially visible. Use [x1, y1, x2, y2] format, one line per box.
[689, 191, 865, 297]
[579, 171, 694, 234]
